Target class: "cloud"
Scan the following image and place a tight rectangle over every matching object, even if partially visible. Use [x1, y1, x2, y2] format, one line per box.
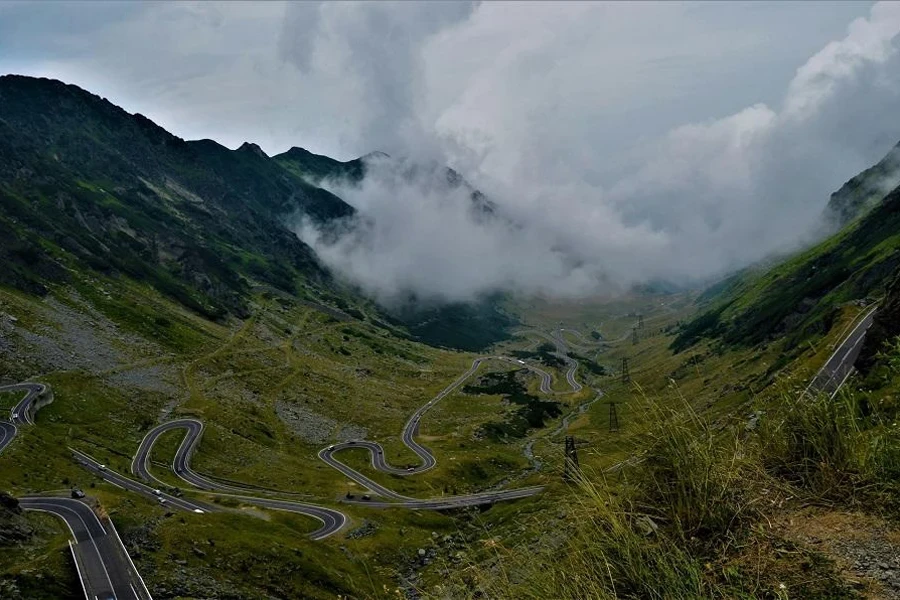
[293, 2, 900, 304]
[277, 1, 476, 159]
[4, 2, 899, 303]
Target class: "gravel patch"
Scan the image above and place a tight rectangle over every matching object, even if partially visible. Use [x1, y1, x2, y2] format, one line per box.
[105, 364, 181, 396]
[0, 289, 156, 375]
[275, 399, 368, 444]
[786, 508, 900, 598]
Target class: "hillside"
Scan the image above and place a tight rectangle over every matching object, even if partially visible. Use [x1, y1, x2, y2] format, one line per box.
[273, 146, 367, 185]
[10, 74, 900, 600]
[0, 75, 355, 320]
[825, 140, 900, 229]
[0, 75, 515, 351]
[672, 169, 900, 355]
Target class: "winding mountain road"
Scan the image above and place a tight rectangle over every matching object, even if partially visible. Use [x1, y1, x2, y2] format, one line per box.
[130, 419, 347, 540]
[1, 384, 156, 599]
[19, 497, 152, 600]
[0, 338, 581, 556]
[0, 382, 50, 453]
[128, 353, 584, 537]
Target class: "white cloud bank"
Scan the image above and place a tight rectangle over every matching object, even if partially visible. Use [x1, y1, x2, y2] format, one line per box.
[291, 2, 900, 304]
[5, 2, 900, 304]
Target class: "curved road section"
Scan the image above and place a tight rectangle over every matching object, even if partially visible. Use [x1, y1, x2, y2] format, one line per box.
[0, 382, 50, 454]
[131, 354, 575, 526]
[131, 419, 347, 540]
[0, 421, 15, 455]
[20, 497, 152, 600]
[319, 355, 571, 491]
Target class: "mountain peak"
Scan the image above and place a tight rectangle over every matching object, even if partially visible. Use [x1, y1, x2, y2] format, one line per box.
[360, 150, 390, 161]
[236, 141, 268, 158]
[283, 146, 315, 157]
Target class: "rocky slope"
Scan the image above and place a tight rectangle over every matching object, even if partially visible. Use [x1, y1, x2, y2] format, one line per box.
[0, 75, 514, 349]
[0, 75, 355, 319]
[0, 493, 32, 546]
[825, 140, 900, 229]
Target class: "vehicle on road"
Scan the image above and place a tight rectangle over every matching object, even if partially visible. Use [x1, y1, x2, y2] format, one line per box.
[193, 508, 204, 514]
[406, 466, 415, 472]
[70, 488, 85, 499]
[98, 464, 106, 471]
[11, 412, 17, 419]
[153, 489, 162, 496]
[328, 445, 335, 451]
[517, 359, 525, 365]
[362, 494, 371, 501]
[158, 497, 167, 504]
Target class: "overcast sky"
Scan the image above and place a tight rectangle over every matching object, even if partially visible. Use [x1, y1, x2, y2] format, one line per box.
[3, 1, 900, 302]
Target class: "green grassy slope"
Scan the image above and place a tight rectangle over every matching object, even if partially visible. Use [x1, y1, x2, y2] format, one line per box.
[673, 180, 900, 354]
[0, 75, 355, 320]
[0, 268, 565, 598]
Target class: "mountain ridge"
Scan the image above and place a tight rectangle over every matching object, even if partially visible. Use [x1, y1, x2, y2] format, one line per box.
[0, 74, 358, 319]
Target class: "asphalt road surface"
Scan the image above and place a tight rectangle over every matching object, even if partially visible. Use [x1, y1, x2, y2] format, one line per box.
[130, 420, 348, 540]
[0, 420, 16, 454]
[20, 497, 152, 600]
[73, 448, 213, 514]
[0, 382, 49, 454]
[127, 354, 568, 530]
[6, 382, 49, 425]
[320, 355, 567, 483]
[806, 305, 878, 398]
[9, 346, 577, 556]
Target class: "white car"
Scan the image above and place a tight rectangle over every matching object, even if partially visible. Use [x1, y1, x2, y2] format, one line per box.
[192, 509, 204, 514]
[158, 497, 167, 504]
[152, 489, 162, 496]
[328, 445, 335, 451]
[98, 464, 107, 471]
[11, 412, 17, 419]
[517, 360, 525, 365]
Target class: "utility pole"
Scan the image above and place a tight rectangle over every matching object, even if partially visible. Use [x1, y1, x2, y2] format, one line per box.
[608, 403, 620, 433]
[621, 357, 630, 383]
[563, 435, 579, 481]
[638, 314, 644, 329]
[632, 326, 638, 345]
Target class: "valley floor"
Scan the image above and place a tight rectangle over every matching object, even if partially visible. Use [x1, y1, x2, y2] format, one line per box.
[2, 277, 898, 599]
